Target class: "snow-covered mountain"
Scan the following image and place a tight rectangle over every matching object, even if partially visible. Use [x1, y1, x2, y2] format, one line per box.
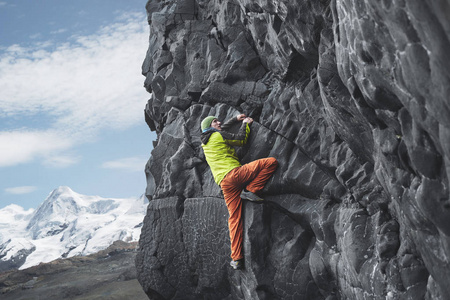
[0, 186, 148, 271]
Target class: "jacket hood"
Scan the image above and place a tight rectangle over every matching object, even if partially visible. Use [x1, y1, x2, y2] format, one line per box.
[201, 128, 218, 145]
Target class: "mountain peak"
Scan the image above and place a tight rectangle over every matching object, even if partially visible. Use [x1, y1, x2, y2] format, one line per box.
[0, 187, 146, 271]
[54, 186, 73, 193]
[48, 186, 76, 199]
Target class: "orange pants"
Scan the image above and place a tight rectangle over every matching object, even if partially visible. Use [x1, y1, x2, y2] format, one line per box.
[220, 157, 278, 261]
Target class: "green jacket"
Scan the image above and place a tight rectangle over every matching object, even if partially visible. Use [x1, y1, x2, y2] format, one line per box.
[201, 117, 250, 185]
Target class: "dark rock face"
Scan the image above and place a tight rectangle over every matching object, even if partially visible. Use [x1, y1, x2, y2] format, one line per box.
[137, 0, 450, 299]
[0, 244, 35, 273]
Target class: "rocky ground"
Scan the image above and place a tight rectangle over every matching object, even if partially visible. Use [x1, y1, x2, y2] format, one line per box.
[0, 241, 148, 300]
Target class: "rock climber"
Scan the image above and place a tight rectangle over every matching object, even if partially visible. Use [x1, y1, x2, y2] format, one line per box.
[200, 114, 278, 270]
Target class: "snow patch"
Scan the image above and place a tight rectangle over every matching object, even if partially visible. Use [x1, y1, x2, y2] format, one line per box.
[0, 186, 147, 270]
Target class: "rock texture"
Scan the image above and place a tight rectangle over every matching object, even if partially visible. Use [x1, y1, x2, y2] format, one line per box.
[136, 0, 450, 299]
[0, 241, 149, 300]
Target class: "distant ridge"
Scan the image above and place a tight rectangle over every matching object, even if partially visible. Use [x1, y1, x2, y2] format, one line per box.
[0, 186, 147, 271]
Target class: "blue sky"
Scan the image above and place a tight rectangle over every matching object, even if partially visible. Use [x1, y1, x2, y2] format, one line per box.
[0, 0, 156, 209]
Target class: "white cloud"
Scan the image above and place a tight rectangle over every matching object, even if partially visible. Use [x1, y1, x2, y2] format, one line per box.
[0, 12, 149, 168]
[43, 154, 80, 168]
[50, 28, 67, 35]
[102, 157, 147, 172]
[5, 186, 37, 195]
[0, 130, 73, 167]
[29, 33, 42, 39]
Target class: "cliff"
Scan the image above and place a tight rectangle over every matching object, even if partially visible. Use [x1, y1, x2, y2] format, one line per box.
[136, 0, 450, 299]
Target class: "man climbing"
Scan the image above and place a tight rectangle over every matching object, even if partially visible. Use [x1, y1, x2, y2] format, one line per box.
[201, 114, 278, 270]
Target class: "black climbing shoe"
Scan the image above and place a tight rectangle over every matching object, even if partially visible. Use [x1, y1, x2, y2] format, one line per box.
[230, 259, 244, 270]
[241, 189, 264, 202]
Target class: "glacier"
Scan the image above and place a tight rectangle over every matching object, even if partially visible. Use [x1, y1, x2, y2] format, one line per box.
[0, 186, 147, 271]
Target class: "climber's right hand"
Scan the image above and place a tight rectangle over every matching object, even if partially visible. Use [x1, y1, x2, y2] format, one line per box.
[243, 117, 253, 124]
